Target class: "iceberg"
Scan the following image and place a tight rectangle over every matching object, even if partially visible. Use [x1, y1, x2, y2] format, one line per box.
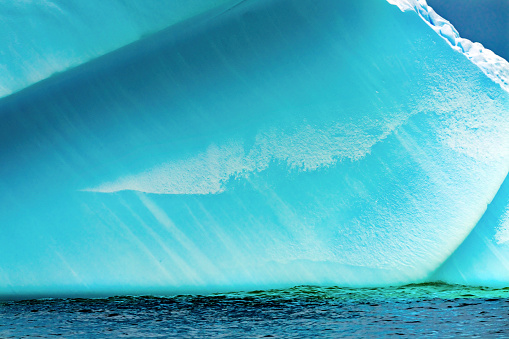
[0, 0, 240, 97]
[0, 0, 508, 299]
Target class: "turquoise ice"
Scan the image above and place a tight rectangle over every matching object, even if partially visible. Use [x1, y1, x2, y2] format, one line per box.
[0, 0, 508, 299]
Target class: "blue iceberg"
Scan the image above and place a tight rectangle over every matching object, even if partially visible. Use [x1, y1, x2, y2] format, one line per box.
[0, 0, 508, 299]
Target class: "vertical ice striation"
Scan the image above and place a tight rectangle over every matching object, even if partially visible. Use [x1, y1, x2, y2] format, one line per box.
[496, 207, 509, 245]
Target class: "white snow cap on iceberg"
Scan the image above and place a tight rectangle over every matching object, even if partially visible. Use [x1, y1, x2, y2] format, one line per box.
[387, 0, 509, 93]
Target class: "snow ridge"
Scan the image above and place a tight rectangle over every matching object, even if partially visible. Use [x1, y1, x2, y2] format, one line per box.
[387, 0, 509, 93]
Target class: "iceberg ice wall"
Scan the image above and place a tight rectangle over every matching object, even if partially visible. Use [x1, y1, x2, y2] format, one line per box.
[0, 0, 508, 299]
[389, 0, 509, 287]
[431, 173, 509, 287]
[0, 0, 238, 97]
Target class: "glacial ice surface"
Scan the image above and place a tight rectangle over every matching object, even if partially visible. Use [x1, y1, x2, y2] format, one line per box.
[0, 0, 508, 299]
[0, 0, 239, 97]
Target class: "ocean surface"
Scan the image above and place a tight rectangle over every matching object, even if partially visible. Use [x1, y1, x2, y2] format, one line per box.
[2, 283, 509, 338]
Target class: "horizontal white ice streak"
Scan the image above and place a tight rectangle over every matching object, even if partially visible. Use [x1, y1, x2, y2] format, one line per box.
[87, 86, 509, 196]
[89, 142, 246, 195]
[387, 0, 509, 93]
[87, 113, 411, 195]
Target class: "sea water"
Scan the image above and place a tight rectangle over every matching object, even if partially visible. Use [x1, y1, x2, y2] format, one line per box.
[1, 284, 509, 338]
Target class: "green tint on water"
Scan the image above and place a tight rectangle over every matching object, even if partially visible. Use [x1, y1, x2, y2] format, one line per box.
[1, 283, 509, 338]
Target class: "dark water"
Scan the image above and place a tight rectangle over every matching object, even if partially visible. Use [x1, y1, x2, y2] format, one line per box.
[1, 283, 509, 338]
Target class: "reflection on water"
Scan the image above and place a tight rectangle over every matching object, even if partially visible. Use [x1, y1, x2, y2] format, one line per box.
[1, 283, 509, 338]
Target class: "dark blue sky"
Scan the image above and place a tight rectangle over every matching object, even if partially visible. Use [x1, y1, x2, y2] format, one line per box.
[426, 0, 509, 61]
